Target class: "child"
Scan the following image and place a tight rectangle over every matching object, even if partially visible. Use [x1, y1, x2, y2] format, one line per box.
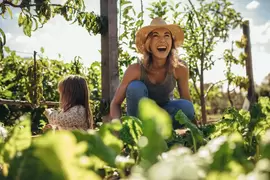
[44, 75, 93, 131]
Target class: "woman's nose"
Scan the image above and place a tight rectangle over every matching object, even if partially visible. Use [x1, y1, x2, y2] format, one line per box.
[159, 37, 165, 42]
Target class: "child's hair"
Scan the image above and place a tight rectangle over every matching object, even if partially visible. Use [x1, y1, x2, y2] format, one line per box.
[58, 75, 93, 129]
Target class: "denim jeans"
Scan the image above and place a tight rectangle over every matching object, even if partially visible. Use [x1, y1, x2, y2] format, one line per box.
[126, 80, 195, 129]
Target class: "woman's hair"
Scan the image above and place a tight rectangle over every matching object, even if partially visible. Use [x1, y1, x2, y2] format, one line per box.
[141, 31, 180, 72]
[58, 75, 93, 129]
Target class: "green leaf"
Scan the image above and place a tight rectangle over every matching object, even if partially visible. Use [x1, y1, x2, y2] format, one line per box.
[2, 90, 12, 97]
[6, 7, 13, 19]
[139, 98, 172, 139]
[175, 110, 205, 146]
[18, 13, 25, 27]
[4, 46, 10, 53]
[32, 131, 101, 180]
[71, 130, 117, 167]
[235, 41, 244, 48]
[98, 119, 123, 154]
[0, 28, 6, 45]
[32, 17, 39, 31]
[119, 116, 143, 146]
[137, 12, 143, 19]
[0, 115, 32, 176]
[137, 98, 172, 169]
[120, 0, 132, 6]
[40, 47, 45, 53]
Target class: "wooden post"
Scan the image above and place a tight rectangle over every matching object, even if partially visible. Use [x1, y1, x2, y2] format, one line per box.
[108, 0, 119, 101]
[100, 0, 119, 103]
[242, 20, 256, 110]
[100, 0, 110, 102]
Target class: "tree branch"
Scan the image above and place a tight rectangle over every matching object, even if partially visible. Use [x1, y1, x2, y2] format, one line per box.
[1, 0, 80, 12]
[192, 77, 201, 98]
[187, 0, 203, 28]
[1, 0, 61, 8]
[204, 79, 227, 99]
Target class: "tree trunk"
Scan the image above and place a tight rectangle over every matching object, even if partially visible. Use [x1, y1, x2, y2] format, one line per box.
[227, 83, 234, 107]
[200, 67, 207, 125]
[200, 30, 207, 125]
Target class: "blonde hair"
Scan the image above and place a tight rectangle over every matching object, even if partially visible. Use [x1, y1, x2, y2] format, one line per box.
[141, 32, 180, 72]
[58, 75, 93, 129]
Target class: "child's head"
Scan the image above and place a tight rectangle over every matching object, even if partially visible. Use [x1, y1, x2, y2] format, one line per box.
[58, 75, 93, 129]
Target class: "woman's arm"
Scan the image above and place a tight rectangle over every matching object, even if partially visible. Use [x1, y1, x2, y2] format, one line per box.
[174, 62, 192, 101]
[110, 63, 140, 119]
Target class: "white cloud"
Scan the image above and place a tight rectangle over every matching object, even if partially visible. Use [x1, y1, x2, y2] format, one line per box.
[5, 33, 12, 41]
[259, 46, 265, 52]
[38, 33, 53, 42]
[246, 0, 260, 10]
[249, 20, 270, 45]
[15, 35, 37, 44]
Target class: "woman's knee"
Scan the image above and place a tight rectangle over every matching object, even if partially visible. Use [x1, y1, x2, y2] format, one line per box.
[126, 80, 148, 97]
[175, 100, 195, 120]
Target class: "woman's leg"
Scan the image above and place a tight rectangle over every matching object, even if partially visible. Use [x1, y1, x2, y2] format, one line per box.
[162, 99, 195, 129]
[126, 80, 148, 117]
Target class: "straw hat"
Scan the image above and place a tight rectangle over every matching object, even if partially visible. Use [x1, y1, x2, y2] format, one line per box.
[135, 17, 184, 54]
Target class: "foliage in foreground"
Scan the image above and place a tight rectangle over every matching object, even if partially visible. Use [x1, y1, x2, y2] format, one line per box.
[0, 97, 270, 180]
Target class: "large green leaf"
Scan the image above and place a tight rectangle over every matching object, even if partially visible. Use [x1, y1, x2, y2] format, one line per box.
[137, 98, 172, 169]
[0, 115, 31, 176]
[32, 131, 101, 180]
[72, 130, 118, 167]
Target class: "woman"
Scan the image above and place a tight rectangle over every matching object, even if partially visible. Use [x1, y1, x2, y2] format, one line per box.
[110, 17, 195, 129]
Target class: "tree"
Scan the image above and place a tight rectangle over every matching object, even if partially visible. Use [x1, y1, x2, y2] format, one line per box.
[180, 0, 243, 124]
[223, 40, 248, 107]
[0, 0, 105, 59]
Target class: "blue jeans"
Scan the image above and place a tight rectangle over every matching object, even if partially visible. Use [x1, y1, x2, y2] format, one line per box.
[126, 80, 195, 129]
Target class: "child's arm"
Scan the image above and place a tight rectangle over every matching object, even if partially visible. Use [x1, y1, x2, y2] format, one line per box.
[44, 108, 60, 124]
[45, 106, 87, 130]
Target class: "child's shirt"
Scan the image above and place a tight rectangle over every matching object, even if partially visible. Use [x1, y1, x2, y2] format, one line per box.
[44, 105, 89, 131]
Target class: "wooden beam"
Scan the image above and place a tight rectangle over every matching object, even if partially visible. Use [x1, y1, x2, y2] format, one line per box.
[0, 99, 59, 107]
[108, 0, 119, 101]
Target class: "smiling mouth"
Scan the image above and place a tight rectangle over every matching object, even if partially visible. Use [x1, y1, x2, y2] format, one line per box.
[157, 46, 167, 52]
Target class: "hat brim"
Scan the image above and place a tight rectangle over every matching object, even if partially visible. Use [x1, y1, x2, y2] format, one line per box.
[135, 24, 184, 54]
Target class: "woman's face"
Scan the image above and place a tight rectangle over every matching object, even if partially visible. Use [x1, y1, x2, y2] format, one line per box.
[149, 28, 172, 59]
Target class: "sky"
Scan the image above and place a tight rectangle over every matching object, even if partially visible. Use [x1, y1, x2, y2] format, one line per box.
[1, 0, 270, 86]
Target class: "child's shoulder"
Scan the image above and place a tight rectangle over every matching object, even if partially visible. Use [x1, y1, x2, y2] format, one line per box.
[68, 105, 85, 112]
